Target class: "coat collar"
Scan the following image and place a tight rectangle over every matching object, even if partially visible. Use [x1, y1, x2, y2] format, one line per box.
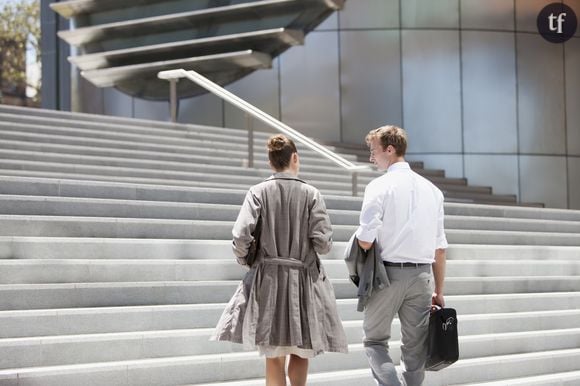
[267, 172, 306, 183]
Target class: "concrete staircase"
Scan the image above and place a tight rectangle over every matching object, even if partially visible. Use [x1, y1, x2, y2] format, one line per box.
[0, 104, 579, 385]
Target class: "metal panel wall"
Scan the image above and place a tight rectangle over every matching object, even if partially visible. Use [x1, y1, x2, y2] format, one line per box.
[401, 0, 459, 28]
[460, 0, 515, 30]
[280, 32, 341, 142]
[103, 88, 133, 118]
[462, 31, 517, 153]
[464, 155, 519, 196]
[339, 0, 399, 29]
[316, 12, 338, 30]
[224, 60, 281, 132]
[76, 75, 104, 115]
[517, 34, 566, 155]
[340, 30, 402, 144]
[177, 94, 224, 127]
[569, 157, 580, 209]
[519, 156, 568, 208]
[570, 0, 580, 37]
[515, 0, 552, 32]
[406, 154, 464, 179]
[566, 38, 580, 156]
[402, 30, 462, 153]
[133, 99, 170, 122]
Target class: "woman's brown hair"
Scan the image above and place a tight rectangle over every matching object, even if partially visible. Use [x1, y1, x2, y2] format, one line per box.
[267, 134, 298, 171]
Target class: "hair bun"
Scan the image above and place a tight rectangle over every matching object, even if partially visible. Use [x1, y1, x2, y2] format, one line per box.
[267, 135, 287, 151]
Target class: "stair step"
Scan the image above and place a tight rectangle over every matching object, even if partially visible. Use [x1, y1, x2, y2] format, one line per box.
[192, 351, 580, 386]
[0, 176, 363, 210]
[1, 237, 580, 262]
[2, 277, 580, 310]
[2, 326, 580, 370]
[184, 368, 375, 386]
[1, 259, 580, 284]
[446, 202, 580, 221]
[425, 349, 580, 385]
[1, 195, 579, 232]
[0, 215, 347, 241]
[0, 168, 519, 204]
[447, 244, 580, 260]
[0, 238, 238, 260]
[0, 176, 573, 220]
[0, 120, 358, 161]
[2, 293, 579, 337]
[0, 216, 579, 245]
[0, 111, 263, 141]
[446, 216, 580, 233]
[1, 345, 579, 386]
[0, 136, 369, 174]
[447, 229, 580, 246]
[0, 137, 446, 181]
[0, 149, 476, 193]
[453, 370, 580, 385]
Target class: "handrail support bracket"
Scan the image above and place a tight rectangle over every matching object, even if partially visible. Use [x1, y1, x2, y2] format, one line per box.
[246, 113, 254, 168]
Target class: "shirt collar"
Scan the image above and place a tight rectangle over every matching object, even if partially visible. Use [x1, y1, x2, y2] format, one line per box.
[386, 161, 410, 173]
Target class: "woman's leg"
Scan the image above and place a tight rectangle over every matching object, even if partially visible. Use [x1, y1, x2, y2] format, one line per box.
[266, 356, 287, 386]
[287, 354, 308, 386]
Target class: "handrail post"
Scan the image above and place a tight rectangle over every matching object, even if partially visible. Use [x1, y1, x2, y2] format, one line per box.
[352, 171, 358, 197]
[246, 113, 254, 168]
[169, 78, 178, 122]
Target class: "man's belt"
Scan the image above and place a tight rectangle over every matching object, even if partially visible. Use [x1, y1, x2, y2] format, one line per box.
[383, 261, 430, 268]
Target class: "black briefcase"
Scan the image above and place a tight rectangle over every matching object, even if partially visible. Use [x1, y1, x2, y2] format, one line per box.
[426, 307, 459, 371]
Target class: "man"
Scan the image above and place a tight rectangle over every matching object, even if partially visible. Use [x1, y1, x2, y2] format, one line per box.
[356, 125, 448, 386]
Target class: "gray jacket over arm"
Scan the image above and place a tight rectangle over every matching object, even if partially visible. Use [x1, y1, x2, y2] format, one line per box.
[344, 233, 390, 312]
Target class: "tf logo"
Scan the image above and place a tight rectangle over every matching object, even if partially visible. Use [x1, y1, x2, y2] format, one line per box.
[537, 3, 578, 43]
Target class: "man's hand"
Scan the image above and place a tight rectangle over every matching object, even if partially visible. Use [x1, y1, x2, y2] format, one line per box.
[357, 239, 373, 251]
[432, 248, 446, 310]
[432, 292, 445, 308]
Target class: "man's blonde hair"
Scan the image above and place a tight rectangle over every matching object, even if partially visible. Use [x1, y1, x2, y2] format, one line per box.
[365, 125, 407, 157]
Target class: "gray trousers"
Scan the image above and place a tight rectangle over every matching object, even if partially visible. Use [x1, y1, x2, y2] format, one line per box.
[363, 265, 433, 386]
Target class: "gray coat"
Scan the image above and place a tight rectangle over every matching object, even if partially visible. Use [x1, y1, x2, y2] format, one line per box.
[344, 233, 390, 312]
[212, 173, 348, 355]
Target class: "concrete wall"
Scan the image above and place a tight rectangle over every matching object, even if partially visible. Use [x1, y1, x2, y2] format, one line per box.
[52, 0, 580, 209]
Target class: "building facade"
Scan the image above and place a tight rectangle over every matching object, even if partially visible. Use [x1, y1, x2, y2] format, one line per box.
[42, 0, 580, 209]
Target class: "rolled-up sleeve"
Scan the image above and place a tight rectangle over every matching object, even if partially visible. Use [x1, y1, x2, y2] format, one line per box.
[232, 189, 262, 258]
[435, 194, 448, 249]
[309, 190, 333, 255]
[355, 182, 385, 243]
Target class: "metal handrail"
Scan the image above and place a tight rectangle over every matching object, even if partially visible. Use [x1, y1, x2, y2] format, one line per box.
[158, 68, 369, 196]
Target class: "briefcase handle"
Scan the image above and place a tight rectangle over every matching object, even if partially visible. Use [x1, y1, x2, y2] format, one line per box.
[431, 304, 442, 314]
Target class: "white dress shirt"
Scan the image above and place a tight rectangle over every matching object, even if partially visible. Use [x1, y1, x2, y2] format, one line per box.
[355, 162, 448, 264]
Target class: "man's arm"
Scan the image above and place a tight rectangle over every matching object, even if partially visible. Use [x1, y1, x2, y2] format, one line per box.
[432, 248, 446, 307]
[355, 182, 384, 252]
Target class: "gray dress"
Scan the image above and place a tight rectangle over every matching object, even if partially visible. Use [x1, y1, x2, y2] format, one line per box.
[212, 173, 348, 357]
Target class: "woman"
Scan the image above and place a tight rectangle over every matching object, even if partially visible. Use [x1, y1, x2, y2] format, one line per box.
[212, 134, 348, 386]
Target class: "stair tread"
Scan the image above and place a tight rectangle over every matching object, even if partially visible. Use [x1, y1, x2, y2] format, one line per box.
[453, 370, 580, 385]
[2, 347, 580, 380]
